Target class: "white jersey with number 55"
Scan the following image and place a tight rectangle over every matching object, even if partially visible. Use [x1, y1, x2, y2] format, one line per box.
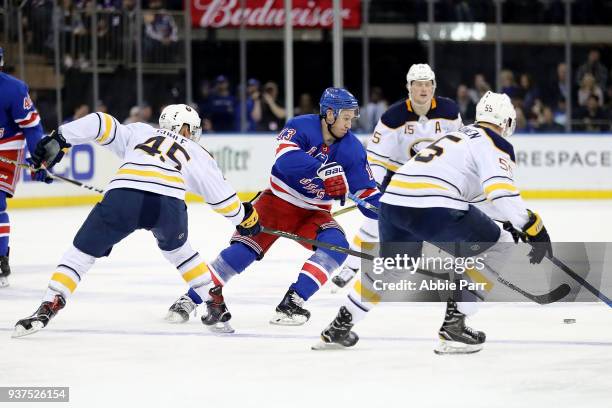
[380, 124, 530, 228]
[59, 112, 245, 225]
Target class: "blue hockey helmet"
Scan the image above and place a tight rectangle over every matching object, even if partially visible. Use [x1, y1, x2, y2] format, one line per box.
[319, 87, 360, 120]
[0, 47, 4, 67]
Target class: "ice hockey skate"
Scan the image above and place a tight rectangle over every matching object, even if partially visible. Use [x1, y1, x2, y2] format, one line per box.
[434, 299, 486, 355]
[270, 289, 311, 325]
[312, 306, 359, 350]
[0, 250, 10, 288]
[201, 285, 234, 333]
[330, 265, 358, 293]
[165, 294, 198, 323]
[13, 295, 66, 338]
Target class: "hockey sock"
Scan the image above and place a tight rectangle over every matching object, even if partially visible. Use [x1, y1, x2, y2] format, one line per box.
[0, 193, 9, 256]
[290, 229, 346, 300]
[162, 241, 213, 304]
[346, 218, 379, 270]
[209, 243, 257, 285]
[44, 245, 96, 301]
[343, 277, 382, 324]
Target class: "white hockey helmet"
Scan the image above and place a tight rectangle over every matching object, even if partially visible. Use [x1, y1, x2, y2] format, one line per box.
[159, 104, 202, 142]
[406, 63, 436, 96]
[475, 91, 517, 138]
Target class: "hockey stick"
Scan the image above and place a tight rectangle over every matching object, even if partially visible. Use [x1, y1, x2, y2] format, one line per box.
[261, 226, 375, 261]
[331, 204, 357, 217]
[0, 156, 105, 194]
[347, 192, 379, 214]
[546, 254, 611, 307]
[260, 225, 568, 304]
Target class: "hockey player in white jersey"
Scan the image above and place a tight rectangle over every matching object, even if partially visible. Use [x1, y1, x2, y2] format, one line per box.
[332, 63, 462, 290]
[12, 104, 261, 338]
[316, 91, 553, 354]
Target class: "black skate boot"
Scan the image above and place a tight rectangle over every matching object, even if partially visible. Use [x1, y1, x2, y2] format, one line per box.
[434, 299, 486, 355]
[0, 248, 11, 288]
[165, 294, 198, 323]
[312, 306, 359, 350]
[270, 289, 311, 326]
[201, 285, 234, 333]
[331, 265, 358, 292]
[13, 295, 66, 338]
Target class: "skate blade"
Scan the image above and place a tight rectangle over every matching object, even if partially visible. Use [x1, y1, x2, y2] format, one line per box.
[311, 340, 351, 350]
[269, 312, 308, 326]
[434, 340, 483, 355]
[12, 322, 44, 338]
[206, 322, 235, 334]
[0, 276, 9, 288]
[164, 311, 189, 324]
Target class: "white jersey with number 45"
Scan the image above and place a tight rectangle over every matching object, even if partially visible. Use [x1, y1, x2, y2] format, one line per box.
[59, 112, 245, 225]
[380, 124, 530, 228]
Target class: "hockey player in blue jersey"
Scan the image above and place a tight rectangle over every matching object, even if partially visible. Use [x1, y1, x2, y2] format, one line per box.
[0, 46, 52, 288]
[166, 87, 381, 330]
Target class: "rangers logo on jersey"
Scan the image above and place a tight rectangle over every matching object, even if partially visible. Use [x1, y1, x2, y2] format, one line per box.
[23, 95, 33, 110]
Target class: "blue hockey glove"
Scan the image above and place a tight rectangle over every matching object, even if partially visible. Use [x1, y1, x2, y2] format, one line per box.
[25, 158, 53, 184]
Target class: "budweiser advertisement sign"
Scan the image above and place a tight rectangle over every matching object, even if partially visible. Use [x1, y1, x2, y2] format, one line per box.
[191, 0, 362, 29]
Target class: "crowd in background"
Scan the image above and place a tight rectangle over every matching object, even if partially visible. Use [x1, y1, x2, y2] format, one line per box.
[7, 0, 612, 133]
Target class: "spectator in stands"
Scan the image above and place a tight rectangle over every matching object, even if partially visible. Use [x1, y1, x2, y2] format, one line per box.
[242, 78, 262, 132]
[577, 95, 608, 132]
[576, 49, 608, 91]
[577, 73, 604, 108]
[514, 106, 532, 133]
[553, 98, 567, 128]
[456, 84, 475, 124]
[468, 73, 491, 104]
[123, 106, 141, 124]
[294, 93, 317, 116]
[257, 81, 286, 132]
[208, 75, 238, 132]
[500, 69, 520, 99]
[605, 85, 612, 113]
[536, 106, 564, 133]
[548, 62, 568, 106]
[63, 103, 90, 124]
[358, 86, 387, 133]
[518, 73, 540, 113]
[143, 0, 179, 62]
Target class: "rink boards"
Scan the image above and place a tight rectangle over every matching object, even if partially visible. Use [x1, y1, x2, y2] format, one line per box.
[7, 133, 612, 208]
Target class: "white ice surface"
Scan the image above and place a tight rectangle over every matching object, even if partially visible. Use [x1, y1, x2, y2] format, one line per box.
[1, 200, 611, 408]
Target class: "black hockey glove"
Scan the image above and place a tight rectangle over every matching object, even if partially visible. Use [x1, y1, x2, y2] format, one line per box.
[502, 221, 521, 244]
[521, 210, 552, 264]
[236, 202, 261, 236]
[31, 130, 71, 170]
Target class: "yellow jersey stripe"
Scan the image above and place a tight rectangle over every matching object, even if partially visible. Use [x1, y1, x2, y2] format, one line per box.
[97, 113, 114, 143]
[484, 183, 518, 196]
[367, 157, 400, 172]
[465, 268, 493, 292]
[389, 180, 449, 191]
[51, 272, 78, 293]
[182, 263, 209, 283]
[353, 279, 381, 304]
[116, 169, 184, 184]
[353, 235, 376, 251]
[214, 200, 240, 215]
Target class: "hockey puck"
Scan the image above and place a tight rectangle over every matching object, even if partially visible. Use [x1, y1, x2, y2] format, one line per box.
[563, 318, 576, 324]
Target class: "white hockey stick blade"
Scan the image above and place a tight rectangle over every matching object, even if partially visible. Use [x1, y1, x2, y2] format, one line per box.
[0, 276, 8, 288]
[269, 312, 308, 326]
[434, 340, 483, 355]
[12, 321, 44, 338]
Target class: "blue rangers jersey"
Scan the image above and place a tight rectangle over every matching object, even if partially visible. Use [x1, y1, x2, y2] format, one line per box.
[0, 72, 44, 152]
[271, 114, 380, 217]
